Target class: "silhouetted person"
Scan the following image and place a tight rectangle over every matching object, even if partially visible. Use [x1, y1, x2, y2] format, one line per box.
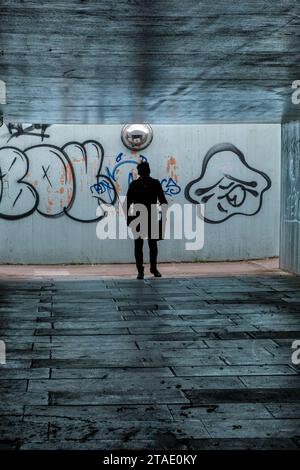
[126, 162, 167, 279]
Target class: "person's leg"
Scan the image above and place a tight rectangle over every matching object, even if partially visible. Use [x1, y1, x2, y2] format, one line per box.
[134, 238, 144, 278]
[148, 239, 161, 276]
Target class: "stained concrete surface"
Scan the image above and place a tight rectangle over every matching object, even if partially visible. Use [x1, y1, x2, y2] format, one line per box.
[0, 268, 300, 449]
[1, 0, 300, 123]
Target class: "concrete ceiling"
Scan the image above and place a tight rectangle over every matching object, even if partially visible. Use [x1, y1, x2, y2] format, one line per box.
[1, 0, 300, 124]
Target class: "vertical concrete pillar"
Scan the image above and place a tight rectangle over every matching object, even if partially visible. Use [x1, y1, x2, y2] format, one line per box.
[280, 121, 300, 274]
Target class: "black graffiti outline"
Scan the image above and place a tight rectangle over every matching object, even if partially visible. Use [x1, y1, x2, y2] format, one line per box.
[184, 142, 272, 224]
[7, 123, 50, 141]
[6, 123, 51, 142]
[61, 140, 118, 223]
[0, 141, 117, 222]
[0, 146, 39, 220]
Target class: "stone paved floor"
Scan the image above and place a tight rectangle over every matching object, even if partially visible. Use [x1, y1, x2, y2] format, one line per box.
[0, 273, 300, 450]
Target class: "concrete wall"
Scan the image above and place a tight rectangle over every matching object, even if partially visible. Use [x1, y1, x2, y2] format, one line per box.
[0, 123, 280, 264]
[280, 121, 300, 274]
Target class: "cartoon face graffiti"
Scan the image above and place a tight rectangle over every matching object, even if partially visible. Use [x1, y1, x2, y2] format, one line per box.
[185, 143, 271, 224]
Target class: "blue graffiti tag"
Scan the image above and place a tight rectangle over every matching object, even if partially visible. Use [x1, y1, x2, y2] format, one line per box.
[105, 153, 148, 187]
[90, 179, 116, 204]
[161, 177, 181, 196]
[92, 152, 182, 199]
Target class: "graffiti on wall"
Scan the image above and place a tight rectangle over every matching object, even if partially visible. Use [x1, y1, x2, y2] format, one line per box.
[6, 123, 51, 142]
[0, 141, 117, 222]
[0, 140, 181, 222]
[91, 152, 181, 199]
[185, 143, 271, 224]
[162, 156, 181, 196]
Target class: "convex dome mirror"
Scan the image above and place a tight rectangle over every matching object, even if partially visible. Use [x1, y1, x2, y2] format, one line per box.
[121, 123, 153, 150]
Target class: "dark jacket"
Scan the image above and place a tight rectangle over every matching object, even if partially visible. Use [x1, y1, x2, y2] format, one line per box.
[126, 176, 167, 239]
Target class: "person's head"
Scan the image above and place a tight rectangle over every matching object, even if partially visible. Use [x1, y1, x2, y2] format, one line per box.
[137, 161, 151, 177]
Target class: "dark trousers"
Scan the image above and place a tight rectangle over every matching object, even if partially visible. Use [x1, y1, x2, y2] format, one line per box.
[134, 238, 158, 272]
